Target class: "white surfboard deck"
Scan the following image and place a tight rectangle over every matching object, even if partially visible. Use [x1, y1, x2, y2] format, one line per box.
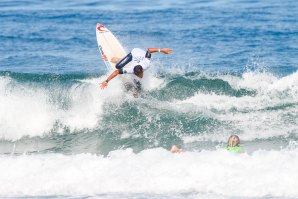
[96, 23, 136, 91]
[96, 24, 127, 70]
[96, 23, 138, 92]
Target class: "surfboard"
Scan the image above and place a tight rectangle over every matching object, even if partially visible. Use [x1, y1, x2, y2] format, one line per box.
[96, 23, 129, 71]
[96, 23, 140, 95]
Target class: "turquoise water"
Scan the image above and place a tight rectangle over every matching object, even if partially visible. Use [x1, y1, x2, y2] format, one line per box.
[0, 0, 298, 198]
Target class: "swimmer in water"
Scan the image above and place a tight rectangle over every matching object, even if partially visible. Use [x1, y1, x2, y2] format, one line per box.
[225, 135, 244, 153]
[170, 135, 244, 153]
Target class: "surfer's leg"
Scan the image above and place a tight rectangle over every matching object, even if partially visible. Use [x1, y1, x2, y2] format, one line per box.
[134, 79, 142, 91]
[170, 145, 183, 153]
[115, 53, 132, 69]
[123, 80, 141, 98]
[111, 57, 121, 63]
[132, 80, 141, 98]
[124, 82, 134, 91]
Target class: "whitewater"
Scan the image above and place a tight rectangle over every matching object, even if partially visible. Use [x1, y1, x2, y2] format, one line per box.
[0, 70, 298, 198]
[1, 149, 298, 198]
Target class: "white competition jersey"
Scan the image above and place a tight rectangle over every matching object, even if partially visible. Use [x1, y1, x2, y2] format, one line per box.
[122, 48, 151, 74]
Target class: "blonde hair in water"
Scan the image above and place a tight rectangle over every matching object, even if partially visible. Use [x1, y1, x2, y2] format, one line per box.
[227, 135, 240, 147]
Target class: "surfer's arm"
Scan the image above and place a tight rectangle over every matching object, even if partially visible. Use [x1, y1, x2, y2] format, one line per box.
[100, 70, 120, 89]
[147, 48, 172, 54]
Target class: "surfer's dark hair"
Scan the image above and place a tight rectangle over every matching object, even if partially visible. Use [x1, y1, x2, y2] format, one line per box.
[133, 65, 143, 75]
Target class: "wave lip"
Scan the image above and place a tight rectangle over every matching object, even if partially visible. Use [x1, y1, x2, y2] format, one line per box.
[0, 75, 109, 140]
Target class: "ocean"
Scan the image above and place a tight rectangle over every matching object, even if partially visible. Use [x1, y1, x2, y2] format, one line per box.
[0, 0, 298, 198]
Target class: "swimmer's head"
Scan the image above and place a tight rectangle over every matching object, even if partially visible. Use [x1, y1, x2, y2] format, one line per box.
[227, 135, 240, 147]
[133, 65, 144, 78]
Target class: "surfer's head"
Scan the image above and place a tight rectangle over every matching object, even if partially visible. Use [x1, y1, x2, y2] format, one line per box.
[227, 135, 240, 147]
[134, 65, 144, 78]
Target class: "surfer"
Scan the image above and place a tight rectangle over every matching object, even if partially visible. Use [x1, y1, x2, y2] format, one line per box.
[170, 135, 244, 153]
[100, 48, 172, 92]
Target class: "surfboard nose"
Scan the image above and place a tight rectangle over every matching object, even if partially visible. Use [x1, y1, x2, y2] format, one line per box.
[97, 24, 108, 32]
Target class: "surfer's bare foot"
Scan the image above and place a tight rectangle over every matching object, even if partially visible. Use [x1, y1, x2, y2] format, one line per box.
[111, 57, 121, 63]
[133, 91, 139, 98]
[171, 145, 183, 153]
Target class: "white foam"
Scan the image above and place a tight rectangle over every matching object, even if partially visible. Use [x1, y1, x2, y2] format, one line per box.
[228, 71, 278, 92]
[0, 76, 125, 140]
[0, 148, 298, 197]
[173, 71, 298, 141]
[141, 70, 165, 91]
[0, 77, 57, 139]
[0, 72, 167, 140]
[222, 71, 298, 95]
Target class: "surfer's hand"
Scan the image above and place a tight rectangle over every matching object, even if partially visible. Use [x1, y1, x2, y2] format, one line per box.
[100, 81, 108, 89]
[161, 48, 172, 54]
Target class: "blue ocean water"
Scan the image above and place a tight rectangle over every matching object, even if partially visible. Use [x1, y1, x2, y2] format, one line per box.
[0, 0, 298, 198]
[1, 0, 297, 74]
